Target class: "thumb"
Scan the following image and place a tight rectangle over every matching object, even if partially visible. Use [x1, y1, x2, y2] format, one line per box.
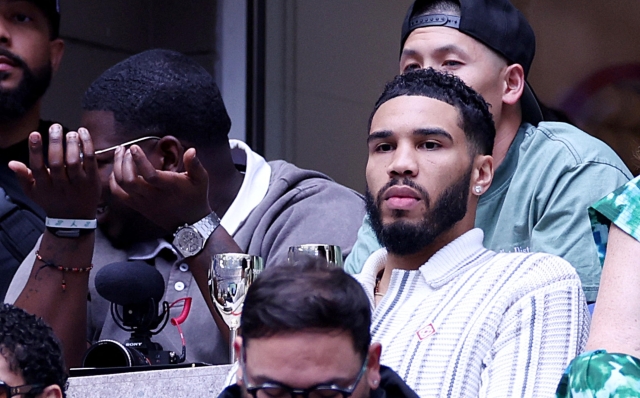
[8, 161, 35, 195]
[184, 148, 209, 185]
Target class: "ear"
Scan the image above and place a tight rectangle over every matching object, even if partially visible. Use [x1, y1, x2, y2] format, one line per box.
[234, 336, 243, 384]
[154, 136, 185, 172]
[502, 63, 525, 106]
[366, 342, 382, 390]
[41, 384, 63, 398]
[49, 38, 64, 74]
[470, 154, 493, 196]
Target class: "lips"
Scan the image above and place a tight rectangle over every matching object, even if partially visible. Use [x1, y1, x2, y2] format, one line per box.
[0, 56, 16, 72]
[383, 186, 422, 210]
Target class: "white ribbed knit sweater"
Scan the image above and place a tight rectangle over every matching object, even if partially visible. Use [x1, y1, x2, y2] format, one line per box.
[356, 229, 590, 398]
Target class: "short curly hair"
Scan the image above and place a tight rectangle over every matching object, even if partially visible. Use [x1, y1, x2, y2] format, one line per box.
[369, 67, 495, 156]
[0, 304, 68, 397]
[82, 49, 232, 148]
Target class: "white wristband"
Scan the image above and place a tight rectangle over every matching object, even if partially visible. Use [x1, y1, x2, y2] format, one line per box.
[45, 217, 97, 229]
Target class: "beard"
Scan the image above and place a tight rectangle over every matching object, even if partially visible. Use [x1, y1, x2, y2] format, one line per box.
[365, 169, 472, 256]
[0, 48, 52, 123]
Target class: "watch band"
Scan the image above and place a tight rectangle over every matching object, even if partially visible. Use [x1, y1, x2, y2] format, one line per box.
[193, 212, 221, 241]
[172, 212, 221, 258]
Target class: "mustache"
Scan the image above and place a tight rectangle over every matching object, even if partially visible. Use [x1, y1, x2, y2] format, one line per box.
[0, 47, 28, 71]
[375, 177, 430, 207]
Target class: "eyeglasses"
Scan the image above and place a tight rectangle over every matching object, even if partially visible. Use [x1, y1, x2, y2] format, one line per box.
[241, 352, 369, 398]
[94, 136, 161, 155]
[0, 381, 45, 398]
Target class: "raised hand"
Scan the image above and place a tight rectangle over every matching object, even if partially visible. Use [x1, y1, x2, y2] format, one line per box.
[8, 124, 101, 219]
[109, 144, 212, 232]
[10, 123, 100, 368]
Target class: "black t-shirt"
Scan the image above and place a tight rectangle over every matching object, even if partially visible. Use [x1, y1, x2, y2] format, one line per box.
[0, 120, 64, 300]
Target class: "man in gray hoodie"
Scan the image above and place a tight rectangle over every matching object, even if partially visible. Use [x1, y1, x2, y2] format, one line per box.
[8, 49, 365, 366]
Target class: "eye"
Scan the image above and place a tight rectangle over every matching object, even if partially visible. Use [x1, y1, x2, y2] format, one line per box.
[12, 13, 33, 23]
[442, 59, 463, 69]
[375, 143, 394, 153]
[418, 141, 441, 150]
[402, 62, 422, 73]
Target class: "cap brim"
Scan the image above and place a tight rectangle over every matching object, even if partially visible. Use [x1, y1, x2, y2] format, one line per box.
[521, 81, 544, 125]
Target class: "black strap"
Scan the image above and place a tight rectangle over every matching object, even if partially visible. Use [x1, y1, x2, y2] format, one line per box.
[0, 168, 45, 300]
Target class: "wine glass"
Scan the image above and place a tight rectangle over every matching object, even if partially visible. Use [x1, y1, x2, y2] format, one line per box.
[209, 253, 263, 362]
[287, 244, 344, 268]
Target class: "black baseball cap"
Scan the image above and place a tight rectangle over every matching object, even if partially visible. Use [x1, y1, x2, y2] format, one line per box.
[400, 0, 543, 125]
[30, 0, 60, 39]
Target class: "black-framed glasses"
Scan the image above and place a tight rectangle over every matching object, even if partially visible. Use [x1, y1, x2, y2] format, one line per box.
[94, 136, 161, 155]
[0, 381, 45, 398]
[241, 351, 369, 398]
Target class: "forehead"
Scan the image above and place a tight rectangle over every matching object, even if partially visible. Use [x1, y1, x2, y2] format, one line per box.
[0, 352, 25, 388]
[244, 331, 360, 387]
[370, 95, 463, 137]
[403, 26, 497, 60]
[0, 0, 48, 19]
[81, 110, 124, 147]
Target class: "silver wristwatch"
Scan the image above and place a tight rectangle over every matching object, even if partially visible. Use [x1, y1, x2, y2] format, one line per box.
[172, 212, 221, 258]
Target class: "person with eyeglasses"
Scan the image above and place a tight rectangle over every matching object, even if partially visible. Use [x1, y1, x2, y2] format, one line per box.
[218, 258, 419, 398]
[0, 303, 68, 398]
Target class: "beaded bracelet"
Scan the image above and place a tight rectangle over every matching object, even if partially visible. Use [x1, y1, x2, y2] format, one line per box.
[35, 251, 93, 292]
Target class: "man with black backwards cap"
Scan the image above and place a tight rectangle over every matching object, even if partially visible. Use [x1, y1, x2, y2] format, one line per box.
[345, 0, 631, 304]
[0, 0, 64, 300]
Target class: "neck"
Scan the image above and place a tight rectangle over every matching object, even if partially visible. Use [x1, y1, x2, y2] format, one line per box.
[377, 216, 475, 295]
[490, 104, 522, 168]
[0, 102, 41, 148]
[200, 145, 245, 218]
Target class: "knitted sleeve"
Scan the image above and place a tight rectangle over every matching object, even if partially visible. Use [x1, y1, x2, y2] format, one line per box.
[479, 276, 590, 398]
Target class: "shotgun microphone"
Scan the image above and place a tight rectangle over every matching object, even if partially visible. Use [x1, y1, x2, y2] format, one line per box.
[83, 261, 181, 367]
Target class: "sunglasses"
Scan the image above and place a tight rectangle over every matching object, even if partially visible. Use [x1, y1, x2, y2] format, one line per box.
[240, 350, 369, 398]
[94, 136, 161, 155]
[0, 381, 44, 398]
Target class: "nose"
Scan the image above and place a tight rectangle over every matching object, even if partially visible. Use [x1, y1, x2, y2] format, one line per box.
[387, 144, 418, 178]
[0, 18, 10, 46]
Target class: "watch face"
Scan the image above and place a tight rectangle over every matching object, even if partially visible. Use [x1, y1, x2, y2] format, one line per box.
[174, 227, 205, 256]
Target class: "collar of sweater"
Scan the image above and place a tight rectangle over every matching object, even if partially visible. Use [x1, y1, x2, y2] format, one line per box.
[359, 228, 491, 293]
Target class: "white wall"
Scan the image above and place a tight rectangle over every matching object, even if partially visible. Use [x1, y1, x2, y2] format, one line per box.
[264, 1, 413, 193]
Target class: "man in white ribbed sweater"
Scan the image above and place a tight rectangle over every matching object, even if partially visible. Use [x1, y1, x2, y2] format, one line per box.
[356, 68, 589, 397]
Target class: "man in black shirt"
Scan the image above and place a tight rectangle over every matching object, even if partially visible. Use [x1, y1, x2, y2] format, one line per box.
[0, 0, 64, 299]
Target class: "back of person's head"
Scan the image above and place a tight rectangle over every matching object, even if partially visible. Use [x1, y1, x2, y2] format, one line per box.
[241, 258, 371, 360]
[82, 49, 232, 148]
[371, 67, 495, 156]
[0, 304, 67, 397]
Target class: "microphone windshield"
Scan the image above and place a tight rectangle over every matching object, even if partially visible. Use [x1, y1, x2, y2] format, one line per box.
[95, 261, 165, 306]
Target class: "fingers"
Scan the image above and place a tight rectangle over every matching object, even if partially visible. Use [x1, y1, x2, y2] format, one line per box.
[65, 131, 82, 181]
[130, 145, 158, 183]
[121, 147, 140, 184]
[27, 132, 47, 181]
[110, 146, 142, 200]
[183, 148, 209, 185]
[78, 128, 97, 178]
[8, 160, 35, 196]
[108, 171, 129, 201]
[47, 124, 65, 180]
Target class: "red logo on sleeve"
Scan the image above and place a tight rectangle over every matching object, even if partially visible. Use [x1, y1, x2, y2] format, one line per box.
[416, 323, 436, 340]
